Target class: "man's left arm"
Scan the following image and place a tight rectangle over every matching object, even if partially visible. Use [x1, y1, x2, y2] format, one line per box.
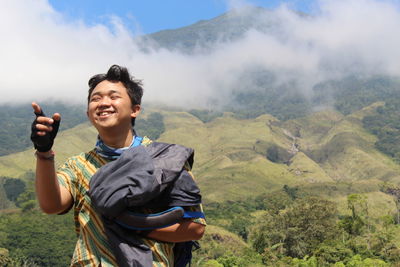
[146, 219, 205, 243]
[147, 167, 206, 243]
[147, 203, 207, 242]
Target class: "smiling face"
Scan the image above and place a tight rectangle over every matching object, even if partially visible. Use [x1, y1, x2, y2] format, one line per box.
[87, 80, 140, 133]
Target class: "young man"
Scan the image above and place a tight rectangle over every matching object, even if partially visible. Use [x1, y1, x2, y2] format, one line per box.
[31, 65, 205, 266]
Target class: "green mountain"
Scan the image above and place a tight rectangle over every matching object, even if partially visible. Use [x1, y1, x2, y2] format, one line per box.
[1, 105, 399, 265]
[1, 105, 398, 211]
[0, 103, 87, 156]
[140, 7, 291, 54]
[158, 106, 400, 215]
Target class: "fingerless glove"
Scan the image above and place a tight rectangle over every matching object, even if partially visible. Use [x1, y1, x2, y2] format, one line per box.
[30, 110, 60, 152]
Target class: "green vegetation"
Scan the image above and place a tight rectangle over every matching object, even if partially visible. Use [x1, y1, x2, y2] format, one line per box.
[2, 177, 26, 202]
[0, 176, 75, 266]
[188, 109, 224, 123]
[192, 189, 400, 266]
[1, 78, 400, 265]
[0, 107, 400, 266]
[310, 75, 400, 162]
[135, 112, 165, 140]
[3, 75, 400, 164]
[0, 103, 165, 157]
[2, 185, 400, 266]
[0, 102, 86, 156]
[0, 210, 75, 266]
[313, 75, 400, 115]
[251, 196, 339, 260]
[362, 99, 400, 162]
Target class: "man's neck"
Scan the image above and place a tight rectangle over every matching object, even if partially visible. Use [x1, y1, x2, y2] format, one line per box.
[99, 128, 134, 149]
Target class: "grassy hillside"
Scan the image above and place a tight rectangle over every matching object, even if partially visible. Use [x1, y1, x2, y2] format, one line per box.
[0, 103, 87, 157]
[157, 112, 302, 203]
[155, 107, 400, 207]
[1, 106, 399, 211]
[0, 122, 97, 178]
[1, 106, 400, 266]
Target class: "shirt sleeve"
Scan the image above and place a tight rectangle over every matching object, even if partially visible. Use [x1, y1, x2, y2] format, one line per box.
[185, 204, 207, 226]
[185, 170, 207, 226]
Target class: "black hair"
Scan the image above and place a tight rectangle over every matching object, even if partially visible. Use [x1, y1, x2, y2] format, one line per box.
[88, 65, 143, 126]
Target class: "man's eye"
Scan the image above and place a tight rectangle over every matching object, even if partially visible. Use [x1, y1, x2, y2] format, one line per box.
[91, 97, 100, 102]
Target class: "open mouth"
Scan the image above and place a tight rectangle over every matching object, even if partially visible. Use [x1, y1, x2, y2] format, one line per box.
[97, 110, 115, 119]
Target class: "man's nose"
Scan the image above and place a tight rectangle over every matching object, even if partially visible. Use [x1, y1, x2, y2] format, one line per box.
[99, 97, 111, 106]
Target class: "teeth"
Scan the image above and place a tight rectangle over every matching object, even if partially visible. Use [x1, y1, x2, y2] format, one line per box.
[99, 111, 112, 116]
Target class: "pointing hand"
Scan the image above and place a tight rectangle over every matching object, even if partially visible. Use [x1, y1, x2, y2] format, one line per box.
[30, 102, 61, 152]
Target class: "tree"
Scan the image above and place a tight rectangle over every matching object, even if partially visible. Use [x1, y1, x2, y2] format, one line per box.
[313, 241, 353, 265]
[381, 184, 400, 224]
[341, 194, 370, 237]
[15, 178, 37, 211]
[2, 177, 26, 202]
[251, 196, 339, 259]
[255, 191, 293, 215]
[283, 185, 299, 200]
[0, 211, 75, 266]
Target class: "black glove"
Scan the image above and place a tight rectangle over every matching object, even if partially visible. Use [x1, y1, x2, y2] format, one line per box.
[31, 109, 60, 152]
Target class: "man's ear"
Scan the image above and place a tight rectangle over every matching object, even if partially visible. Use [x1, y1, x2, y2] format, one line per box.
[131, 105, 141, 119]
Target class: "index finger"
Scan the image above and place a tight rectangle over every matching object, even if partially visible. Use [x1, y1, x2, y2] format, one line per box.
[31, 102, 44, 116]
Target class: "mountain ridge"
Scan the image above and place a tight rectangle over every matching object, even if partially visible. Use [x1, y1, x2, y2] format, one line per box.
[139, 6, 295, 54]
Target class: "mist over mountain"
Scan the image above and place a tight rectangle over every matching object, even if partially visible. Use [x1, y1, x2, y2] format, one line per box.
[139, 3, 400, 144]
[2, 0, 400, 109]
[140, 7, 299, 54]
[139, 2, 400, 111]
[2, 2, 400, 159]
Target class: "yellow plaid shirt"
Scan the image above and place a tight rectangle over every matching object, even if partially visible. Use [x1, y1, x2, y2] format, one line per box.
[57, 137, 206, 266]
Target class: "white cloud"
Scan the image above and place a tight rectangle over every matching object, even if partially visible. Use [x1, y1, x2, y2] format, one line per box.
[0, 0, 139, 104]
[1, 0, 400, 108]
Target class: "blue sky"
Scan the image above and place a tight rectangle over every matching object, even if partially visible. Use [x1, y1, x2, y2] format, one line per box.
[47, 0, 314, 34]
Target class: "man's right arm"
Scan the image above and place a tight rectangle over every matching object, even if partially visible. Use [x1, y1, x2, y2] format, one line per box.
[35, 152, 73, 214]
[31, 102, 73, 214]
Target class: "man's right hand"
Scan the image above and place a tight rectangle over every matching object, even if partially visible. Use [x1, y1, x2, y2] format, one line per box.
[31, 102, 61, 152]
